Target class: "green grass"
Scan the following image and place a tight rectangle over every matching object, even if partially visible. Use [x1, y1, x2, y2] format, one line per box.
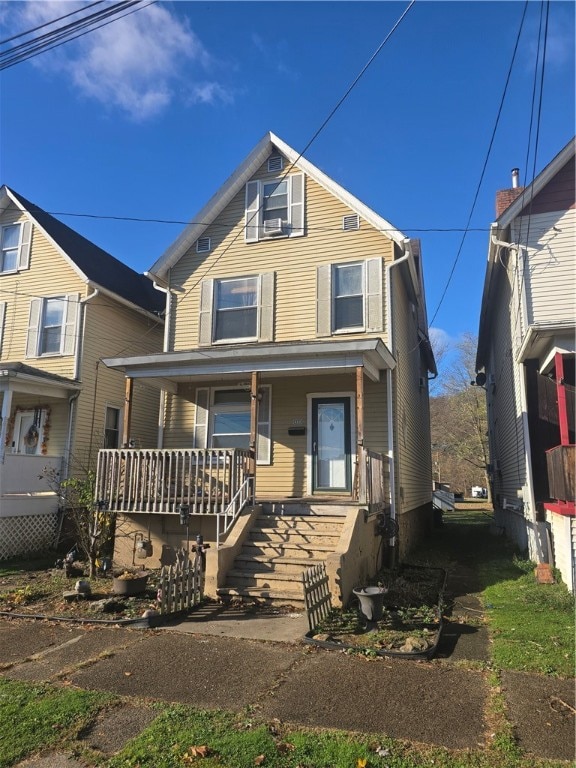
[0, 678, 112, 767]
[482, 560, 575, 677]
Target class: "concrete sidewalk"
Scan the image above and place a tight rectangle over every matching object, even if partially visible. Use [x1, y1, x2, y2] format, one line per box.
[1, 612, 574, 764]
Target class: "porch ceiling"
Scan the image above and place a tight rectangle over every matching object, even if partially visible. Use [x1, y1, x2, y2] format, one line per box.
[517, 325, 575, 371]
[102, 338, 396, 390]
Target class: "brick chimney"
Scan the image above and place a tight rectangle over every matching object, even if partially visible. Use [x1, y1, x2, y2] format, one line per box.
[495, 168, 525, 217]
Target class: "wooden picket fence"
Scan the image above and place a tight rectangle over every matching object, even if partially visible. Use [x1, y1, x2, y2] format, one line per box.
[157, 549, 203, 615]
[302, 563, 332, 632]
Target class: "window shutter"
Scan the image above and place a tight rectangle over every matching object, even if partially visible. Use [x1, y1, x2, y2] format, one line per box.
[289, 173, 305, 237]
[365, 257, 383, 332]
[17, 221, 32, 270]
[193, 387, 210, 448]
[245, 180, 260, 243]
[316, 264, 332, 336]
[256, 385, 271, 465]
[26, 298, 42, 358]
[63, 293, 79, 356]
[258, 272, 275, 342]
[198, 279, 214, 346]
[0, 302, 5, 357]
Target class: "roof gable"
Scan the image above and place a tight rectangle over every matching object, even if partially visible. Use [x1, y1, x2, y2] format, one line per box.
[1, 186, 164, 317]
[149, 131, 406, 280]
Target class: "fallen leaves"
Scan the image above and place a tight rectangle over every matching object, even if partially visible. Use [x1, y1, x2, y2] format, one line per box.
[182, 744, 211, 762]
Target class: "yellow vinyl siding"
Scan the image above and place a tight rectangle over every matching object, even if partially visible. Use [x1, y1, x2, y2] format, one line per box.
[390, 261, 432, 515]
[71, 297, 163, 464]
[169, 164, 394, 351]
[162, 373, 389, 499]
[0, 204, 83, 378]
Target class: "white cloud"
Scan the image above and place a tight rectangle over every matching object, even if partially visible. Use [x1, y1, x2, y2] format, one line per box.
[10, 2, 233, 120]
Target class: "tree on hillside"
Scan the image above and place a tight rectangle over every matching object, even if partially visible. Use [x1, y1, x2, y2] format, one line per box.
[430, 332, 490, 496]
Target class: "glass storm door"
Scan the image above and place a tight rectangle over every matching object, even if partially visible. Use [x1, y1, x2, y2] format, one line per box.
[311, 398, 351, 493]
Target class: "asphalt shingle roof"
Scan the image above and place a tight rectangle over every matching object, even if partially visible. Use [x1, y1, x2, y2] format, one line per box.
[6, 187, 164, 316]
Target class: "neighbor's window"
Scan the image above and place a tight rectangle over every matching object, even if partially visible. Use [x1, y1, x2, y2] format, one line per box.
[333, 262, 364, 330]
[214, 276, 258, 341]
[1, 224, 20, 273]
[40, 298, 67, 354]
[104, 406, 121, 448]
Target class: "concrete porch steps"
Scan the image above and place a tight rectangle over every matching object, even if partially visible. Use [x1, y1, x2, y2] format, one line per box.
[217, 512, 347, 608]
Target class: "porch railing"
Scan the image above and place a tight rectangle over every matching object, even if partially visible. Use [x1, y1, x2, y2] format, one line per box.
[95, 448, 252, 515]
[546, 444, 576, 503]
[356, 447, 390, 513]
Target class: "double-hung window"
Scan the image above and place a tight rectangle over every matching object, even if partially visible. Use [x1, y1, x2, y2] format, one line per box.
[316, 257, 383, 336]
[245, 172, 304, 242]
[199, 273, 274, 346]
[193, 386, 272, 464]
[104, 406, 121, 448]
[214, 276, 258, 342]
[1, 221, 31, 273]
[333, 262, 364, 331]
[26, 294, 79, 358]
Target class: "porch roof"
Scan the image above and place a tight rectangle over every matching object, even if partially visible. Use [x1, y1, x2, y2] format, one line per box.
[102, 338, 396, 392]
[0, 362, 81, 398]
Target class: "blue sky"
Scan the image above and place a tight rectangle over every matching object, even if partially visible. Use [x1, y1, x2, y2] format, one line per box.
[1, 1, 574, 362]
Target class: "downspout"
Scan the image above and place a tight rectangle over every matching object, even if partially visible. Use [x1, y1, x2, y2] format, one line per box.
[75, 288, 99, 381]
[384, 240, 412, 558]
[77, 288, 99, 469]
[148, 277, 171, 449]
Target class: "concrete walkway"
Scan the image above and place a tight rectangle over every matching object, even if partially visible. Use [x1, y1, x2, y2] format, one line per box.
[2, 597, 574, 764]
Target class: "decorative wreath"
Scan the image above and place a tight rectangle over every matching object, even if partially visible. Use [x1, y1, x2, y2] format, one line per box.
[24, 424, 39, 449]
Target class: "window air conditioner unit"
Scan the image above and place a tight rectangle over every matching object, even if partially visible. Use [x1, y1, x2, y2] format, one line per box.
[263, 218, 283, 235]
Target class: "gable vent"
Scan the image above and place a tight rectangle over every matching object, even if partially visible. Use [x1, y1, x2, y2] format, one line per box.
[196, 236, 211, 253]
[342, 214, 360, 231]
[268, 155, 283, 172]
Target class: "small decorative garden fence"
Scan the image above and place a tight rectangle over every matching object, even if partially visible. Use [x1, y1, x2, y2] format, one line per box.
[302, 563, 332, 632]
[157, 548, 203, 615]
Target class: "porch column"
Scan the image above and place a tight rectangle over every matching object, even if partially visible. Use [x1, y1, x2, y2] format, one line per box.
[356, 366, 365, 502]
[249, 371, 260, 479]
[555, 352, 569, 446]
[122, 377, 134, 447]
[0, 388, 13, 464]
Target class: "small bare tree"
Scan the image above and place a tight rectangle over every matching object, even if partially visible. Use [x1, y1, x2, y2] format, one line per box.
[40, 463, 115, 578]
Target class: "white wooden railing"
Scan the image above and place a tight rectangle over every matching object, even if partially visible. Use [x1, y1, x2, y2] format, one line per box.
[95, 448, 252, 516]
[357, 447, 390, 513]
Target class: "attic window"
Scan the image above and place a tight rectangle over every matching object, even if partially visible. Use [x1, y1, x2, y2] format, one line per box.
[342, 214, 360, 231]
[267, 156, 283, 172]
[196, 236, 211, 254]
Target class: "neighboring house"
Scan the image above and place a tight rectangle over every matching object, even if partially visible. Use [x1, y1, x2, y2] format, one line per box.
[0, 186, 164, 559]
[98, 132, 436, 607]
[476, 138, 575, 592]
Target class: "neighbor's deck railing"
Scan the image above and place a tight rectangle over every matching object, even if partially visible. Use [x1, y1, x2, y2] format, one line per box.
[356, 447, 390, 513]
[95, 448, 252, 516]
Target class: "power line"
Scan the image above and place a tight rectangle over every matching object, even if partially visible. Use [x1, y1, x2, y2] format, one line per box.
[0, 1, 104, 45]
[428, 0, 530, 329]
[0, 1, 155, 70]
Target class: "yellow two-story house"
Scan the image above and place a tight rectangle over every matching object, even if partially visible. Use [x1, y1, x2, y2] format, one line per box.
[98, 133, 436, 607]
[0, 186, 164, 559]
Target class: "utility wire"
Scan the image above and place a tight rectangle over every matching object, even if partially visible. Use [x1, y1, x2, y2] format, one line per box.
[428, 0, 530, 329]
[0, 1, 154, 70]
[0, 1, 104, 45]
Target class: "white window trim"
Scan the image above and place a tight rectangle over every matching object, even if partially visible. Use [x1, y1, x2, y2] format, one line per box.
[26, 294, 79, 359]
[194, 385, 272, 465]
[213, 275, 260, 345]
[0, 221, 31, 274]
[104, 404, 123, 449]
[245, 173, 304, 243]
[332, 260, 366, 334]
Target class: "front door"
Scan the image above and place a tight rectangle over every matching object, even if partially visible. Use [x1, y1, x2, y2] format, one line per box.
[311, 398, 352, 493]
